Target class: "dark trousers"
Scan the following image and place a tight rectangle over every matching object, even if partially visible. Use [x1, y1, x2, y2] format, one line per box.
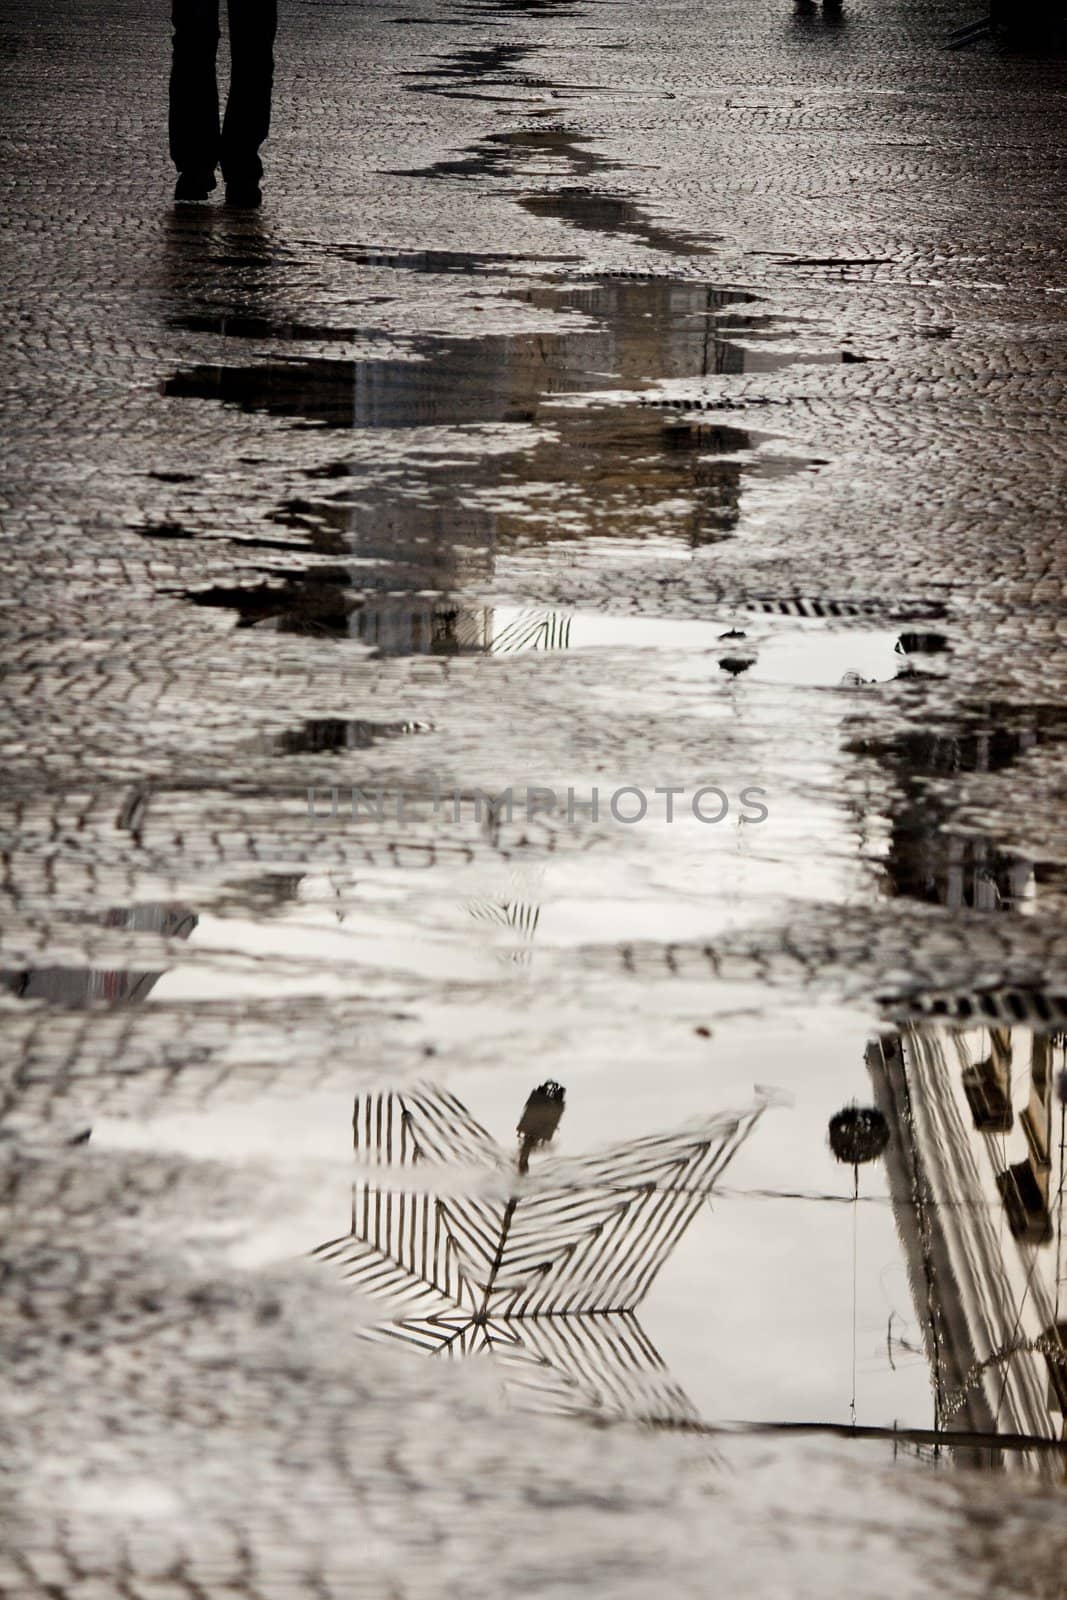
[169, 0, 277, 184]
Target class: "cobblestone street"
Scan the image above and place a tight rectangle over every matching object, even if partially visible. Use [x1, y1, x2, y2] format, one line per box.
[3, 0, 1067, 1594]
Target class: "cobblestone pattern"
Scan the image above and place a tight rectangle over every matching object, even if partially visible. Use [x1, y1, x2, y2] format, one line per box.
[5, 0, 1067, 1590]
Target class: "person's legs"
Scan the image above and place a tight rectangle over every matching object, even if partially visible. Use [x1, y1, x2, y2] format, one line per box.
[221, 0, 278, 198]
[169, 0, 222, 190]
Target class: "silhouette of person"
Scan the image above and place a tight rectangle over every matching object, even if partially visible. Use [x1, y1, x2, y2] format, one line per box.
[170, 0, 277, 208]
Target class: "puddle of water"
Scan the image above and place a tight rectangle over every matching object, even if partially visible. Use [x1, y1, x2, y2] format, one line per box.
[415, 611, 949, 689]
[883, 832, 1034, 914]
[405, 42, 565, 103]
[386, 123, 712, 256]
[505, 126, 624, 179]
[172, 313, 373, 342]
[20, 685, 1067, 1461]
[328, 244, 583, 273]
[894, 631, 949, 656]
[164, 278, 801, 428]
[718, 340, 845, 374]
[183, 573, 361, 634]
[517, 277, 783, 380]
[418, 41, 531, 73]
[145, 783, 852, 1001]
[520, 188, 714, 256]
[163, 347, 557, 428]
[743, 626, 948, 687]
[184, 577, 498, 650]
[91, 1010, 1067, 1458]
[183, 546, 943, 682]
[165, 275, 850, 624]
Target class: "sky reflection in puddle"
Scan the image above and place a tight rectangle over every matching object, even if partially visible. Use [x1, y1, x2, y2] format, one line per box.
[93, 1010, 1067, 1462]
[483, 611, 948, 687]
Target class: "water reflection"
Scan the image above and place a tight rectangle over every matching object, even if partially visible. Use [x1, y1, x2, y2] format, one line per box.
[0, 903, 197, 1008]
[304, 1030, 1067, 1462]
[869, 1027, 1067, 1462]
[164, 279, 780, 424]
[314, 1083, 771, 1420]
[400, 40, 556, 99]
[520, 187, 713, 257]
[274, 717, 434, 755]
[849, 708, 1067, 913]
[388, 111, 715, 254]
[169, 275, 843, 646]
[791, 0, 847, 32]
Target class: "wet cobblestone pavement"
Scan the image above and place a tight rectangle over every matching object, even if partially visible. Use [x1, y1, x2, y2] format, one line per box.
[4, 0, 1067, 1594]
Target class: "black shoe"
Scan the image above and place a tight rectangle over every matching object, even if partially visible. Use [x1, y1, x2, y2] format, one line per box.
[225, 182, 262, 210]
[174, 171, 215, 203]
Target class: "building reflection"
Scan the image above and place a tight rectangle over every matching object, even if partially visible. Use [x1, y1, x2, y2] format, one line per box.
[167, 273, 828, 654]
[850, 709, 1049, 913]
[0, 903, 197, 1007]
[852, 698, 1067, 1457]
[869, 1027, 1067, 1457]
[262, 323, 757, 652]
